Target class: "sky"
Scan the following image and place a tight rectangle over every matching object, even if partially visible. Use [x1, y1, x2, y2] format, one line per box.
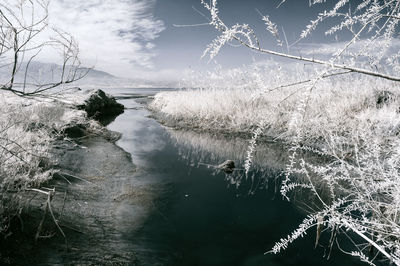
[36, 0, 372, 84]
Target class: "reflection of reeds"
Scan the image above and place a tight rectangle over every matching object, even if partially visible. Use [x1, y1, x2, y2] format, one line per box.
[151, 67, 400, 263]
[165, 127, 330, 199]
[166, 127, 288, 171]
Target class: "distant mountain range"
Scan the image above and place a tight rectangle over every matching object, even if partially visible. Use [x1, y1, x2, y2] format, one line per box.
[0, 61, 174, 89]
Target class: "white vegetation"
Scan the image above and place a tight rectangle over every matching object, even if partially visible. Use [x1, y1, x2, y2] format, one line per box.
[0, 89, 111, 238]
[151, 67, 400, 264]
[151, 66, 399, 145]
[0, 91, 80, 233]
[150, 0, 400, 264]
[0, 98, 54, 234]
[0, 0, 88, 238]
[0, 0, 86, 95]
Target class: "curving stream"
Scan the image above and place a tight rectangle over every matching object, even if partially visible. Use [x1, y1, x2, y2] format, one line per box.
[2, 88, 364, 265]
[103, 88, 363, 265]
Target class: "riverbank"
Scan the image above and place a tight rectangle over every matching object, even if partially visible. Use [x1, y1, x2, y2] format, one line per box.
[0, 87, 368, 265]
[1, 135, 142, 265]
[149, 72, 400, 263]
[0, 88, 137, 264]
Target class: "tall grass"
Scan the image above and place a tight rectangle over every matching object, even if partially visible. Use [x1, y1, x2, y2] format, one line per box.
[151, 65, 400, 146]
[0, 91, 89, 234]
[149, 65, 400, 264]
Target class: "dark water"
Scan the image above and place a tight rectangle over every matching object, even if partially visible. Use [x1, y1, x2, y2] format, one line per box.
[0, 87, 366, 265]
[104, 88, 364, 266]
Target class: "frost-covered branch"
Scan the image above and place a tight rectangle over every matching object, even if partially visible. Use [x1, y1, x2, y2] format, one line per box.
[201, 0, 400, 82]
[0, 0, 87, 95]
[199, 0, 400, 264]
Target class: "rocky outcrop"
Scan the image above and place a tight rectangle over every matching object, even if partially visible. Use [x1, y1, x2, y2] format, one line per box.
[77, 89, 124, 118]
[57, 89, 125, 139]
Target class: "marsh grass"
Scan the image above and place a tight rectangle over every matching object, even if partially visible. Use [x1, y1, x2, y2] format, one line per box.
[151, 66, 400, 146]
[150, 65, 400, 264]
[0, 91, 97, 236]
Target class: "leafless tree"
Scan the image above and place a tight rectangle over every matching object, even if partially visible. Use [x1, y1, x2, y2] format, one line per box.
[201, 0, 400, 264]
[0, 0, 87, 96]
[0, 0, 89, 244]
[201, 0, 400, 83]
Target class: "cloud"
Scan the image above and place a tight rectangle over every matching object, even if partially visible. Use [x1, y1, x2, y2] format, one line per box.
[296, 38, 400, 61]
[41, 0, 165, 78]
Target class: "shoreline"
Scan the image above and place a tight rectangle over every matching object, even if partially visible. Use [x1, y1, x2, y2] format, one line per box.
[0, 89, 145, 265]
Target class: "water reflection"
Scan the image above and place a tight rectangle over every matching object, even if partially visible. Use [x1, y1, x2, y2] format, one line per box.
[165, 128, 290, 191]
[2, 88, 363, 265]
[166, 128, 290, 169]
[96, 88, 364, 265]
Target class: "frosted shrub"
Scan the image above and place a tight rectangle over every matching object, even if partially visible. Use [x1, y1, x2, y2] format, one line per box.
[195, 0, 400, 264]
[276, 113, 400, 264]
[0, 92, 81, 234]
[151, 68, 400, 263]
[0, 0, 85, 95]
[151, 0, 400, 263]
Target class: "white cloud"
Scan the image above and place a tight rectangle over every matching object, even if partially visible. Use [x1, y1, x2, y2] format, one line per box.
[38, 0, 165, 78]
[145, 43, 156, 50]
[297, 38, 400, 60]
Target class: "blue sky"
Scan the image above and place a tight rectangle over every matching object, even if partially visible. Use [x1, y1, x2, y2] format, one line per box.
[42, 0, 363, 83]
[152, 0, 337, 71]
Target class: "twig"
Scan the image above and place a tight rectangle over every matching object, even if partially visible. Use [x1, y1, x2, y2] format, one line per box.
[29, 188, 68, 248]
[46, 189, 67, 247]
[341, 219, 399, 264]
[59, 224, 85, 234]
[35, 193, 48, 242]
[58, 191, 67, 220]
[58, 172, 95, 185]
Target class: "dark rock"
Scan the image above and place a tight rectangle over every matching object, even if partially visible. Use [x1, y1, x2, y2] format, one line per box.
[62, 124, 86, 138]
[218, 160, 235, 174]
[77, 90, 124, 118]
[376, 90, 395, 108]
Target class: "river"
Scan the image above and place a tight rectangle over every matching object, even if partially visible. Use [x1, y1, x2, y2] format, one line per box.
[2, 87, 365, 265]
[103, 88, 363, 265]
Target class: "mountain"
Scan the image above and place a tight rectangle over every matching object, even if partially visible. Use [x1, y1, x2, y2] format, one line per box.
[0, 61, 159, 89]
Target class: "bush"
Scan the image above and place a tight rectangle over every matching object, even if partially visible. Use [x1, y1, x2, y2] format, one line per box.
[150, 65, 400, 264]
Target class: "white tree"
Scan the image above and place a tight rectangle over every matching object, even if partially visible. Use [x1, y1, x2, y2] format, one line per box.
[201, 0, 400, 264]
[201, 0, 400, 82]
[0, 0, 86, 243]
[0, 0, 87, 95]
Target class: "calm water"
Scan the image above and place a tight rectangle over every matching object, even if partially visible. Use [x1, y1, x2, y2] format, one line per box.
[104, 87, 364, 266]
[1, 87, 365, 265]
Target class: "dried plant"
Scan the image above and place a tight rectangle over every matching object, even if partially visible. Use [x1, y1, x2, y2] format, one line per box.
[154, 0, 400, 264]
[0, 0, 88, 95]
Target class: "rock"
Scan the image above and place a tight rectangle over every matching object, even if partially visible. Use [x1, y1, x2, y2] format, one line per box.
[77, 89, 124, 118]
[218, 160, 235, 174]
[376, 90, 395, 108]
[62, 123, 86, 138]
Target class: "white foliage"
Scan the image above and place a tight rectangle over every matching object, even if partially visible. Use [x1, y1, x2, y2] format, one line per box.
[194, 0, 400, 263]
[244, 121, 265, 177]
[261, 14, 282, 47]
[151, 63, 400, 262]
[0, 90, 93, 234]
[152, 0, 400, 263]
